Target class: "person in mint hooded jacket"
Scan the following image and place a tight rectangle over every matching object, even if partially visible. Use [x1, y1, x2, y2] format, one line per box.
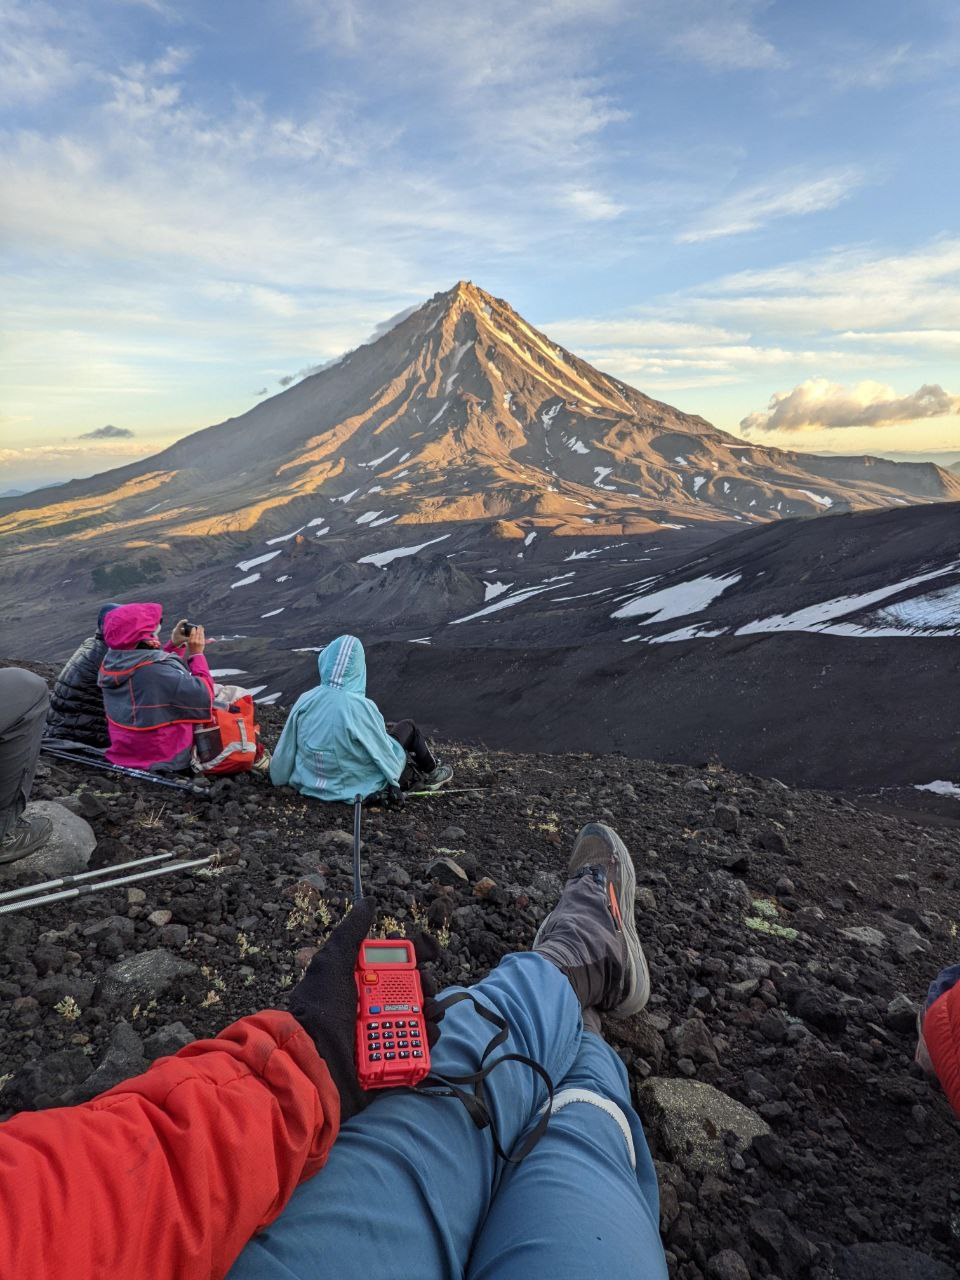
[270, 635, 451, 803]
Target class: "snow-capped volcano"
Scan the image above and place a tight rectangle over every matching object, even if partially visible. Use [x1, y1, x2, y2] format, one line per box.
[3, 281, 958, 565]
[2, 280, 960, 680]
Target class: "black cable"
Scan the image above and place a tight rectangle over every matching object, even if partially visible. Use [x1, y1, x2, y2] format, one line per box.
[353, 793, 363, 901]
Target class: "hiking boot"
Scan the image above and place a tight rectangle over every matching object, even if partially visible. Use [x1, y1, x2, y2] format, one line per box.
[0, 813, 53, 865]
[418, 761, 453, 791]
[534, 822, 649, 1020]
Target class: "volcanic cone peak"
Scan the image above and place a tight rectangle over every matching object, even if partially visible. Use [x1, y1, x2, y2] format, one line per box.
[2, 280, 959, 616]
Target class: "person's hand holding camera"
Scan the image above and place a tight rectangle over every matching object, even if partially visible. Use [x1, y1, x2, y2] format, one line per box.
[170, 618, 191, 648]
[187, 623, 206, 656]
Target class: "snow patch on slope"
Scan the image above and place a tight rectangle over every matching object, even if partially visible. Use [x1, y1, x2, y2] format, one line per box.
[236, 550, 281, 572]
[358, 535, 450, 568]
[613, 573, 742, 622]
[735, 563, 958, 636]
[915, 780, 960, 799]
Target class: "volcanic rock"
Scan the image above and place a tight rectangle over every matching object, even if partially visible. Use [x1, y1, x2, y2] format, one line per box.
[638, 1078, 771, 1176]
[0, 801, 96, 882]
[70, 1022, 147, 1103]
[98, 949, 198, 1010]
[832, 1243, 956, 1279]
[885, 993, 920, 1035]
[426, 856, 468, 886]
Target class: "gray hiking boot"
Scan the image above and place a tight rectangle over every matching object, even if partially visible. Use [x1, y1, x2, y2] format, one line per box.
[0, 813, 53, 865]
[534, 822, 649, 1022]
[418, 761, 453, 791]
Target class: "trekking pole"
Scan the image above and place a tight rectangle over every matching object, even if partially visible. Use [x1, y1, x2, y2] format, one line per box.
[40, 746, 211, 796]
[0, 852, 175, 903]
[0, 855, 216, 915]
[405, 787, 487, 799]
[353, 793, 363, 901]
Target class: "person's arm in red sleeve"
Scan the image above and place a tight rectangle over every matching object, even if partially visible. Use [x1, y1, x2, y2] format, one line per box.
[0, 1011, 339, 1280]
[187, 649, 215, 698]
[921, 965, 960, 1116]
[185, 624, 215, 699]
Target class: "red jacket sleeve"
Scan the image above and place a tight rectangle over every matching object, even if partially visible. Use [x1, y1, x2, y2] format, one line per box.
[0, 1010, 340, 1280]
[924, 980, 960, 1116]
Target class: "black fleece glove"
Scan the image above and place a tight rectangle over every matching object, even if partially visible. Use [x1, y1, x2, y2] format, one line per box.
[288, 897, 377, 1124]
[288, 900, 445, 1123]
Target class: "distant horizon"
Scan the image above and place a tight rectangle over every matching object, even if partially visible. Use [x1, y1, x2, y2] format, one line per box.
[3, 1, 959, 487]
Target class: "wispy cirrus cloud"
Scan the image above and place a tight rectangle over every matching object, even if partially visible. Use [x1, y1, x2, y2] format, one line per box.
[663, 0, 783, 70]
[0, 1, 79, 105]
[678, 167, 866, 243]
[741, 378, 960, 432]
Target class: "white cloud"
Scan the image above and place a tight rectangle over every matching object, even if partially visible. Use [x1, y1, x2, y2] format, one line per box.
[0, 2, 78, 105]
[741, 378, 960, 432]
[559, 186, 626, 221]
[664, 0, 783, 70]
[691, 238, 960, 332]
[0, 441, 155, 465]
[678, 167, 865, 243]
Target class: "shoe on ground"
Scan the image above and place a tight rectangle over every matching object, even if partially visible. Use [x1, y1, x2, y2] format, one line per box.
[0, 813, 54, 865]
[534, 822, 649, 1020]
[418, 762, 453, 791]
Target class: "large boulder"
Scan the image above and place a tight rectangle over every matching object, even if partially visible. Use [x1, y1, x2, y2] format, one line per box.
[638, 1078, 771, 1176]
[98, 949, 197, 1010]
[0, 801, 96, 882]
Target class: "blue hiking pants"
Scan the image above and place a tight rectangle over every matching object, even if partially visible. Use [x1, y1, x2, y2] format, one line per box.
[230, 953, 667, 1279]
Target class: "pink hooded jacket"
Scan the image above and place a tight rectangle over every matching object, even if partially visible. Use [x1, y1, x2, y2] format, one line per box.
[99, 603, 214, 771]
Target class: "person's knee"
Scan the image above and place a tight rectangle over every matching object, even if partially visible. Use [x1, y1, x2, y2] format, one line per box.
[0, 668, 50, 730]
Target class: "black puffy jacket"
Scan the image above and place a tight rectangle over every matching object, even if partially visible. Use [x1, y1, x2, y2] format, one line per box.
[46, 604, 122, 747]
[46, 635, 111, 747]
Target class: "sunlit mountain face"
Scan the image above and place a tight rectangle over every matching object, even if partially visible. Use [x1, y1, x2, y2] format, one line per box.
[2, 280, 958, 672]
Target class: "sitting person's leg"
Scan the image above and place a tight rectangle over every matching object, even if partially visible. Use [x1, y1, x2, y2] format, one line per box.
[466, 1032, 665, 1280]
[388, 718, 437, 772]
[230, 822, 647, 1280]
[388, 719, 452, 790]
[467, 823, 665, 1279]
[0, 668, 52, 861]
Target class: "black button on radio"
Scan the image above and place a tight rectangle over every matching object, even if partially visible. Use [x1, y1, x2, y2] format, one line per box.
[412, 1051, 423, 1059]
[385, 1052, 396, 1060]
[398, 1051, 410, 1059]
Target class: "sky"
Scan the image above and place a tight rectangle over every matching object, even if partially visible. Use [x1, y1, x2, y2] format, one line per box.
[2, 0, 960, 489]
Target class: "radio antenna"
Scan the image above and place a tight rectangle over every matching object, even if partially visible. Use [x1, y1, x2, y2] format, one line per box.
[353, 793, 363, 902]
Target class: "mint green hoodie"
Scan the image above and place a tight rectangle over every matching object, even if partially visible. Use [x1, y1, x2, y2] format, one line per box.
[269, 635, 407, 803]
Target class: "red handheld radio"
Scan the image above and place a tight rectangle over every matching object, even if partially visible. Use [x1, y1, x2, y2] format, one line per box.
[352, 796, 431, 1089]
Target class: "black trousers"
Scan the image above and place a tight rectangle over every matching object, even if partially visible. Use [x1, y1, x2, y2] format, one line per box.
[0, 669, 49, 839]
[387, 719, 437, 782]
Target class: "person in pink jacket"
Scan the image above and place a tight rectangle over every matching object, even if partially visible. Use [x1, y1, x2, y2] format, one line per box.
[98, 603, 214, 772]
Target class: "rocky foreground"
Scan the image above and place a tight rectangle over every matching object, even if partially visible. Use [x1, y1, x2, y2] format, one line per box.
[1, 699, 959, 1279]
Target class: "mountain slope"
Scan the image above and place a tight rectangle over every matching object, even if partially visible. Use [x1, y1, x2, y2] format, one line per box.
[607, 501, 960, 643]
[2, 282, 958, 569]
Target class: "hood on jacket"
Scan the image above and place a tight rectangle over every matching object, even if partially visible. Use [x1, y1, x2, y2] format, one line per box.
[96, 602, 122, 637]
[103, 602, 163, 650]
[318, 635, 366, 694]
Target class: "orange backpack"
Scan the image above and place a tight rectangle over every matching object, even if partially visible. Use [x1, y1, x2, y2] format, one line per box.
[193, 695, 260, 775]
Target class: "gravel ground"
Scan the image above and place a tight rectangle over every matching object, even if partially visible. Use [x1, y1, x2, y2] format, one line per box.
[1, 683, 959, 1279]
